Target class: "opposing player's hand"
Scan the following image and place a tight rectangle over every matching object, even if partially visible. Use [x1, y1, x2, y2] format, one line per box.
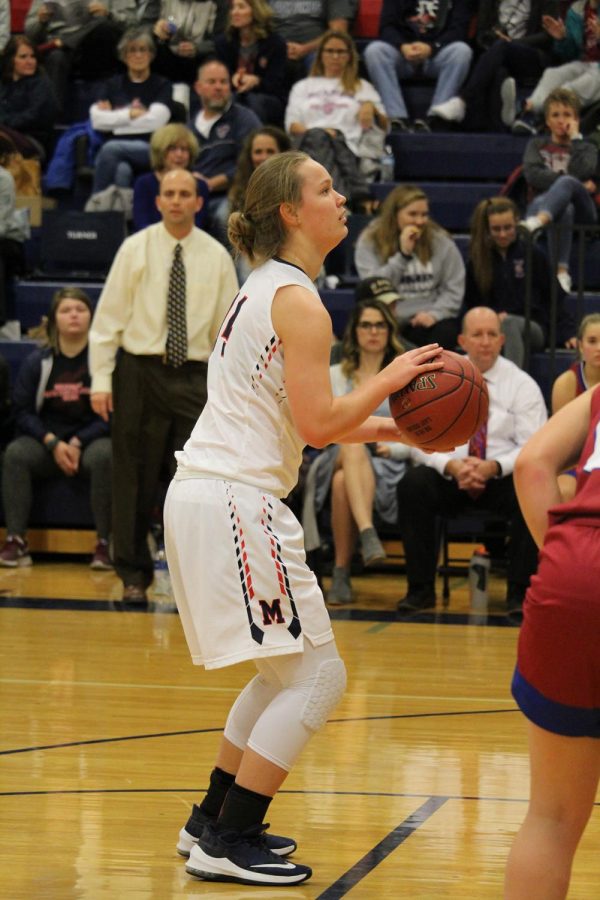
[384, 343, 443, 394]
[91, 391, 113, 421]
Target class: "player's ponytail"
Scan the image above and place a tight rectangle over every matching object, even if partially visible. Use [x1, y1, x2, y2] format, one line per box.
[228, 150, 309, 264]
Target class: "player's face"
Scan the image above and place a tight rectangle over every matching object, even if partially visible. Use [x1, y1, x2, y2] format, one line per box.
[579, 324, 600, 366]
[355, 307, 390, 354]
[251, 134, 279, 168]
[488, 210, 517, 250]
[459, 314, 504, 373]
[13, 44, 37, 79]
[294, 159, 348, 252]
[546, 102, 578, 143]
[397, 199, 429, 235]
[156, 170, 201, 227]
[55, 298, 91, 338]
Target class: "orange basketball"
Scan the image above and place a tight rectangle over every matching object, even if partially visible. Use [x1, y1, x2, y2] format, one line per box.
[389, 350, 489, 452]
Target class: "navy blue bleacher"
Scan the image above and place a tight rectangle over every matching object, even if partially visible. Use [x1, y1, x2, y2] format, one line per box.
[14, 281, 102, 332]
[372, 180, 502, 232]
[388, 133, 527, 182]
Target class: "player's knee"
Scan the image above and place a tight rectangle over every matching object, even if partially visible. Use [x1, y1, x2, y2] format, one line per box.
[300, 657, 347, 732]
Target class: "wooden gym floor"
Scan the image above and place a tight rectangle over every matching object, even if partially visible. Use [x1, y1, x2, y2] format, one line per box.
[1, 549, 599, 899]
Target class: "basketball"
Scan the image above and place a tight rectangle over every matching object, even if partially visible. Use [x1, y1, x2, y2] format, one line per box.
[389, 350, 489, 452]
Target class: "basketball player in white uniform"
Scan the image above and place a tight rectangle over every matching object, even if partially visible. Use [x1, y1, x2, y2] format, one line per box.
[165, 151, 444, 887]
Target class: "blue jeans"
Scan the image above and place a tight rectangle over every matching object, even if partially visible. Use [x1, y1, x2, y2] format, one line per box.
[93, 139, 152, 192]
[363, 40, 473, 119]
[528, 175, 597, 268]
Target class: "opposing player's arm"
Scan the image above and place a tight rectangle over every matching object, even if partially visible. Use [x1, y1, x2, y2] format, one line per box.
[514, 388, 593, 546]
[273, 285, 443, 448]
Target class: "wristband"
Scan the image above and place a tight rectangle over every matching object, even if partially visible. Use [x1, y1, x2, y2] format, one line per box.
[45, 436, 60, 452]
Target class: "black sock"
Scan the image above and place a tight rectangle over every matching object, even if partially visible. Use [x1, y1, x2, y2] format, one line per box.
[199, 766, 235, 818]
[218, 782, 272, 832]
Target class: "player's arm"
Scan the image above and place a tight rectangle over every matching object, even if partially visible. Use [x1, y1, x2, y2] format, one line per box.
[514, 388, 593, 546]
[273, 285, 443, 448]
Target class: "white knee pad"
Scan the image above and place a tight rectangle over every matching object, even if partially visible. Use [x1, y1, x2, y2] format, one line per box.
[300, 657, 347, 732]
[246, 649, 347, 770]
[223, 673, 281, 751]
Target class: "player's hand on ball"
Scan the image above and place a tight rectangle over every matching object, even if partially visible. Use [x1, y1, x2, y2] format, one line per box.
[385, 343, 443, 392]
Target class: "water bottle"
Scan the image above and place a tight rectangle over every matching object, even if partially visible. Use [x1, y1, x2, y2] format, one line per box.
[468, 546, 490, 611]
[153, 548, 172, 597]
[166, 15, 178, 37]
[380, 145, 395, 182]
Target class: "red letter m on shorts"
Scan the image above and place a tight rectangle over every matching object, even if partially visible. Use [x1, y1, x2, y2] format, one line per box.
[259, 598, 285, 625]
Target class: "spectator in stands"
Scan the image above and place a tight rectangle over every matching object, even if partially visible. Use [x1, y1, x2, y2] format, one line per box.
[0, 135, 29, 332]
[465, 196, 549, 368]
[24, 0, 135, 113]
[152, 0, 229, 84]
[0, 1, 8, 52]
[551, 312, 600, 500]
[303, 299, 411, 605]
[0, 36, 59, 161]
[0, 287, 112, 570]
[285, 29, 387, 210]
[363, 0, 473, 132]
[189, 58, 261, 240]
[132, 122, 209, 231]
[519, 87, 598, 294]
[513, 1, 600, 135]
[270, 0, 356, 87]
[215, 0, 287, 125]
[397, 306, 547, 615]
[430, 1, 559, 132]
[227, 124, 290, 279]
[88, 27, 173, 196]
[89, 169, 238, 606]
[0, 350, 11, 449]
[354, 184, 465, 348]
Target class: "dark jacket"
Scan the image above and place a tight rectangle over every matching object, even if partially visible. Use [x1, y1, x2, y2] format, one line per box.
[0, 72, 59, 139]
[523, 135, 598, 194]
[13, 346, 109, 447]
[215, 31, 288, 102]
[189, 99, 261, 185]
[464, 239, 551, 336]
[378, 0, 473, 53]
[475, 0, 559, 51]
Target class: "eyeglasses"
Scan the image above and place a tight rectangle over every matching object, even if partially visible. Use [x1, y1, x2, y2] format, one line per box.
[126, 46, 151, 55]
[357, 321, 388, 331]
[322, 48, 350, 56]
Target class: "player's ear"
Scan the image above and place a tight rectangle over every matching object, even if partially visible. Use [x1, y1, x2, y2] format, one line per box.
[457, 333, 466, 351]
[280, 201, 299, 228]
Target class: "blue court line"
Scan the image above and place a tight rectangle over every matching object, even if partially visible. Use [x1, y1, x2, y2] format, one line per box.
[315, 797, 449, 899]
[0, 595, 518, 626]
[0, 708, 517, 756]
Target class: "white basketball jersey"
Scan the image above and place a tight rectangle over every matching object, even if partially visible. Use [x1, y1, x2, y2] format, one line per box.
[175, 258, 318, 497]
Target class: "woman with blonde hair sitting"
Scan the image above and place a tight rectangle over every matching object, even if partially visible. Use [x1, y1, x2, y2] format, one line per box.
[132, 123, 209, 231]
[303, 299, 410, 605]
[285, 30, 388, 209]
[355, 183, 465, 347]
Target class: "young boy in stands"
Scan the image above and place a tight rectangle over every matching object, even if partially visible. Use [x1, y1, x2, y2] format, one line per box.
[520, 87, 597, 294]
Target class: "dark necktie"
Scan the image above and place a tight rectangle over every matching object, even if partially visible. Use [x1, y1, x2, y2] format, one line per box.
[166, 242, 187, 367]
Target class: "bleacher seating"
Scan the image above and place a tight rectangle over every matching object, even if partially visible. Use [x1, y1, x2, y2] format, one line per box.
[14, 280, 102, 332]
